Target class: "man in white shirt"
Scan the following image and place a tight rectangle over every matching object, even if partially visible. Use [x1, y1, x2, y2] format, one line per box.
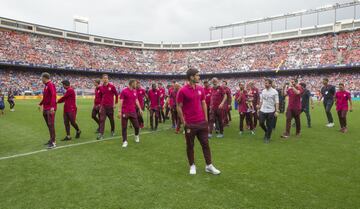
[258, 79, 279, 143]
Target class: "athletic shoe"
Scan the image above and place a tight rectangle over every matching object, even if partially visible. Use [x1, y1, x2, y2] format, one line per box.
[111, 131, 115, 137]
[61, 136, 72, 141]
[75, 130, 81, 139]
[189, 164, 196, 175]
[342, 128, 348, 133]
[326, 123, 335, 128]
[216, 134, 224, 138]
[281, 134, 289, 139]
[122, 141, 128, 148]
[239, 131, 243, 135]
[96, 134, 103, 140]
[251, 131, 255, 135]
[135, 135, 140, 143]
[205, 164, 221, 175]
[10, 109, 15, 112]
[175, 128, 180, 134]
[47, 142, 56, 149]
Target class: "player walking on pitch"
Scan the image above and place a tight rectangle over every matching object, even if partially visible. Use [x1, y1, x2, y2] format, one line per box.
[177, 68, 221, 175]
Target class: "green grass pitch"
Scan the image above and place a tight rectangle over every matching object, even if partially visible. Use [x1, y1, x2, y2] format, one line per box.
[0, 99, 359, 209]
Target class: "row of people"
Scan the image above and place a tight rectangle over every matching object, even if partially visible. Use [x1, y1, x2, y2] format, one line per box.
[1, 29, 360, 74]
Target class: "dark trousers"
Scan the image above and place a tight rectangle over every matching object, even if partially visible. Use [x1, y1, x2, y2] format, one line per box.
[43, 110, 56, 143]
[121, 112, 139, 142]
[253, 110, 258, 128]
[165, 106, 171, 119]
[209, 108, 224, 134]
[245, 112, 254, 131]
[92, 106, 100, 129]
[285, 109, 301, 135]
[259, 112, 275, 139]
[323, 100, 334, 123]
[150, 108, 159, 129]
[136, 108, 144, 127]
[337, 110, 348, 128]
[239, 112, 246, 131]
[64, 111, 80, 136]
[8, 100, 15, 109]
[302, 108, 311, 127]
[159, 107, 166, 123]
[171, 107, 181, 129]
[184, 121, 212, 166]
[99, 106, 115, 135]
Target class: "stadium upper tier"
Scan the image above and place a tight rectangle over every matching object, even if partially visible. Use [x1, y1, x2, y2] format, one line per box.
[0, 17, 360, 75]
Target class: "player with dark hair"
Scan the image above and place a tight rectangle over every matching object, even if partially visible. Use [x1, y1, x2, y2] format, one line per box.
[136, 80, 146, 129]
[319, 78, 336, 128]
[235, 82, 248, 135]
[57, 80, 81, 141]
[299, 82, 313, 128]
[158, 82, 166, 123]
[222, 80, 232, 126]
[177, 68, 220, 175]
[281, 78, 303, 139]
[97, 74, 118, 140]
[39, 72, 57, 149]
[335, 83, 353, 133]
[148, 83, 160, 131]
[118, 79, 143, 148]
[92, 79, 101, 133]
[203, 80, 212, 121]
[209, 77, 227, 138]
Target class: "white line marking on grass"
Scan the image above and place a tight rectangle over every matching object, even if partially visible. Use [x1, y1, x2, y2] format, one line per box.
[0, 127, 170, 161]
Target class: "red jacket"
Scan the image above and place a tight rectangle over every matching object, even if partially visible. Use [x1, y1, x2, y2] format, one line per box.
[39, 80, 57, 111]
[57, 87, 77, 113]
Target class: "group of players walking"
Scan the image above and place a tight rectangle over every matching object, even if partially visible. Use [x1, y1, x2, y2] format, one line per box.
[34, 69, 353, 175]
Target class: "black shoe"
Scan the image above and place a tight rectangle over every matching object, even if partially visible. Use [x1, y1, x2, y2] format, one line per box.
[62, 136, 72, 141]
[47, 142, 56, 149]
[75, 130, 81, 139]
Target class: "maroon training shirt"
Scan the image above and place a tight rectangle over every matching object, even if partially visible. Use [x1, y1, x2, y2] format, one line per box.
[235, 90, 248, 113]
[94, 86, 101, 106]
[148, 89, 160, 109]
[287, 85, 304, 110]
[39, 80, 57, 111]
[120, 87, 137, 113]
[136, 87, 146, 109]
[176, 84, 206, 124]
[57, 87, 77, 113]
[204, 86, 212, 108]
[210, 86, 225, 110]
[99, 83, 118, 108]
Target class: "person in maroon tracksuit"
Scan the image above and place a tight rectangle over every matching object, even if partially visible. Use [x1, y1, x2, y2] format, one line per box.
[92, 79, 101, 133]
[209, 77, 227, 138]
[203, 80, 212, 121]
[118, 79, 143, 148]
[248, 82, 260, 129]
[39, 72, 57, 149]
[158, 83, 166, 123]
[281, 78, 304, 138]
[57, 80, 81, 141]
[97, 74, 118, 140]
[222, 80, 232, 126]
[168, 83, 181, 134]
[136, 80, 146, 129]
[147, 83, 160, 131]
[176, 68, 220, 175]
[235, 83, 248, 134]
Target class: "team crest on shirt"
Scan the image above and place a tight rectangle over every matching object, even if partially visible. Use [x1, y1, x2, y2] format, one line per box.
[198, 90, 202, 95]
[108, 87, 111, 91]
[134, 93, 137, 96]
[123, 114, 126, 118]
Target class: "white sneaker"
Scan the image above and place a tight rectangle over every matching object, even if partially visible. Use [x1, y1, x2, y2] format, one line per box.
[10, 109, 15, 112]
[251, 131, 255, 135]
[327, 123, 334, 128]
[205, 164, 221, 175]
[135, 135, 140, 143]
[122, 141, 128, 148]
[189, 164, 196, 175]
[239, 131, 243, 135]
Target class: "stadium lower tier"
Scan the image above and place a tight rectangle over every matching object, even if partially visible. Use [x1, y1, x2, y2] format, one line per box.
[0, 69, 359, 96]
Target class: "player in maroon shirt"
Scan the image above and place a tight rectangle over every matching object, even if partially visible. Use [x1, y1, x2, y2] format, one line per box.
[97, 74, 118, 140]
[222, 80, 232, 126]
[118, 79, 143, 148]
[158, 83, 166, 123]
[136, 80, 146, 129]
[249, 82, 260, 129]
[148, 83, 160, 131]
[281, 79, 304, 138]
[209, 78, 228, 138]
[167, 82, 182, 133]
[203, 80, 212, 122]
[92, 79, 101, 133]
[335, 83, 353, 133]
[235, 83, 248, 135]
[176, 68, 220, 175]
[38, 72, 57, 149]
[57, 80, 81, 141]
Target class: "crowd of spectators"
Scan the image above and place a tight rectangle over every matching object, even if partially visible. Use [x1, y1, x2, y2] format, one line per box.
[1, 70, 359, 97]
[0, 29, 360, 74]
